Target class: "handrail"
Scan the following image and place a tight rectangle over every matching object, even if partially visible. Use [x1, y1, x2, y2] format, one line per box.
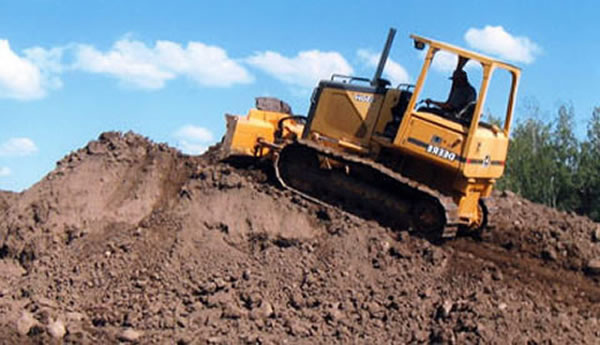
[331, 74, 371, 84]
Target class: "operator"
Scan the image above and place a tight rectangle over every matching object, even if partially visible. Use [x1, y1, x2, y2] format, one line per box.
[422, 69, 476, 119]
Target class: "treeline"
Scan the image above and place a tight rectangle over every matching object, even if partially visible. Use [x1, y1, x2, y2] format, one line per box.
[494, 101, 600, 221]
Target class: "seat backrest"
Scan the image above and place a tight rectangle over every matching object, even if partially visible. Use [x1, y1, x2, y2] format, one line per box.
[457, 101, 476, 122]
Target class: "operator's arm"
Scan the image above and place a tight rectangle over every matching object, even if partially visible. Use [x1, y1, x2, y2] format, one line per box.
[425, 99, 452, 110]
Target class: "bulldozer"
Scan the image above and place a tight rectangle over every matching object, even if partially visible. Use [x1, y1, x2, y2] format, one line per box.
[221, 28, 520, 240]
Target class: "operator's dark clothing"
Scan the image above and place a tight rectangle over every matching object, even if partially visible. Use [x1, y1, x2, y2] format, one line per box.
[446, 83, 476, 113]
[419, 81, 477, 119]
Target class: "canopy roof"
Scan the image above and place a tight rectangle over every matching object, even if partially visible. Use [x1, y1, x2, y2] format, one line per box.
[410, 34, 521, 74]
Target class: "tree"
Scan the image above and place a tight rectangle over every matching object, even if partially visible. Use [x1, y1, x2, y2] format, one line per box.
[499, 99, 553, 204]
[576, 107, 600, 219]
[501, 117, 556, 205]
[550, 103, 579, 210]
[496, 102, 600, 220]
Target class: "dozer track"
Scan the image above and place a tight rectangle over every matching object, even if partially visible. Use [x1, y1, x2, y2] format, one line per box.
[274, 139, 463, 240]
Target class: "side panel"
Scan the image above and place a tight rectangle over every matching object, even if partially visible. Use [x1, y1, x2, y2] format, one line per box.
[462, 126, 508, 178]
[306, 83, 384, 147]
[395, 111, 466, 171]
[393, 112, 508, 179]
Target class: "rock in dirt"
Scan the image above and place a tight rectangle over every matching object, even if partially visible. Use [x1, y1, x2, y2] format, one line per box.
[541, 246, 558, 261]
[118, 328, 143, 342]
[586, 259, 600, 275]
[252, 301, 274, 320]
[66, 311, 85, 323]
[16, 311, 37, 336]
[592, 227, 600, 242]
[47, 319, 66, 339]
[222, 302, 246, 319]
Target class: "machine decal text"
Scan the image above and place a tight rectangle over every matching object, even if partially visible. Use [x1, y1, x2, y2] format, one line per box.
[354, 94, 374, 103]
[426, 145, 456, 161]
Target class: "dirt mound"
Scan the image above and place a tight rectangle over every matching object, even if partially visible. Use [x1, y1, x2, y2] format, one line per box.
[1, 131, 599, 344]
[0, 190, 15, 214]
[487, 191, 600, 274]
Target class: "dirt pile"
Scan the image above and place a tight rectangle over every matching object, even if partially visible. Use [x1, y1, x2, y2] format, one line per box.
[0, 131, 599, 344]
[486, 192, 600, 274]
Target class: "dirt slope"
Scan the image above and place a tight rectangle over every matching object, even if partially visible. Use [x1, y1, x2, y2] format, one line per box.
[0, 131, 599, 344]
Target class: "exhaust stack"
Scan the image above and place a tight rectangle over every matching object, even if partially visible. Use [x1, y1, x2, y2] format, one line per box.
[371, 27, 397, 87]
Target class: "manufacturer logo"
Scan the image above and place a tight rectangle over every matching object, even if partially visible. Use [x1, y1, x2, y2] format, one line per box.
[482, 155, 491, 167]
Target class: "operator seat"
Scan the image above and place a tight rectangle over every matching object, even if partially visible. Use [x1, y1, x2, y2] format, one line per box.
[455, 101, 476, 125]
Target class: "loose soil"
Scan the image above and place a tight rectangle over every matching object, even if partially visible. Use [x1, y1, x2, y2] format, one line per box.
[1, 131, 599, 344]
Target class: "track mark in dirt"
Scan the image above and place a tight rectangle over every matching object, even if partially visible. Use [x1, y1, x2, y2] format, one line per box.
[449, 237, 600, 311]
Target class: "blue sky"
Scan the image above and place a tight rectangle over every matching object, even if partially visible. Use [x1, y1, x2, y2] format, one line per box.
[1, 1, 599, 191]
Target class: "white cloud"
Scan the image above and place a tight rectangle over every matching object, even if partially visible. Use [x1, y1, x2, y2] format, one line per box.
[175, 125, 214, 142]
[155, 41, 253, 87]
[24, 46, 65, 74]
[0, 137, 38, 157]
[73, 38, 253, 89]
[0, 40, 46, 100]
[0, 167, 10, 177]
[464, 26, 541, 64]
[247, 50, 353, 88]
[357, 49, 410, 85]
[178, 141, 208, 155]
[75, 41, 174, 89]
[174, 125, 214, 155]
[418, 50, 479, 75]
[24, 45, 68, 90]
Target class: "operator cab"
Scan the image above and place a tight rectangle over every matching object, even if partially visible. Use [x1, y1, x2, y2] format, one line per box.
[407, 35, 518, 132]
[415, 55, 481, 126]
[385, 41, 516, 141]
[390, 34, 520, 178]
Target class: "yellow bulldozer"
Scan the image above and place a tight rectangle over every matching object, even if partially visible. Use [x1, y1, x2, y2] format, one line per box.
[221, 28, 520, 240]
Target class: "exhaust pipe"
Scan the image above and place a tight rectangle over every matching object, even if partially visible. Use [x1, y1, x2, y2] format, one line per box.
[371, 27, 397, 87]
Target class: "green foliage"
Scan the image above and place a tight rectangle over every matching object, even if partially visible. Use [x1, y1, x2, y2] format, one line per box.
[483, 111, 504, 129]
[576, 107, 600, 219]
[497, 102, 600, 221]
[551, 103, 579, 210]
[498, 115, 555, 205]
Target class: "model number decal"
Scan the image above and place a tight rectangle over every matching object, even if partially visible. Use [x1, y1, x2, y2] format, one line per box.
[426, 145, 456, 161]
[354, 94, 374, 103]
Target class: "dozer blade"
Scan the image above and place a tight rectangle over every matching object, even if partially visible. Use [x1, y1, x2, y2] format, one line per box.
[220, 114, 240, 159]
[220, 107, 305, 161]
